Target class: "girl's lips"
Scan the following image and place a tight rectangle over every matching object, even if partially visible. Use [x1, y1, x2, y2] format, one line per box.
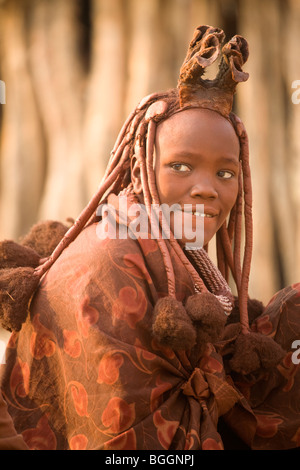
[179, 206, 219, 218]
[193, 212, 215, 218]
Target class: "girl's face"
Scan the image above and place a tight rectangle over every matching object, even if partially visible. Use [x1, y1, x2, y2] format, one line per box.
[153, 108, 240, 247]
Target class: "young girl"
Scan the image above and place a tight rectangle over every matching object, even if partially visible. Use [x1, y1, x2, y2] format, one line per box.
[0, 25, 299, 450]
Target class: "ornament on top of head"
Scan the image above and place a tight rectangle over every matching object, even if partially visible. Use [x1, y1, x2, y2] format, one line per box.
[178, 25, 249, 117]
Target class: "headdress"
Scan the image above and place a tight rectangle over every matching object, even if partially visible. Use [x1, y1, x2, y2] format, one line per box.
[178, 24, 249, 117]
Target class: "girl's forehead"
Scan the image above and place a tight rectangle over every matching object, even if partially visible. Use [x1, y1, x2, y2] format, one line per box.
[155, 107, 239, 151]
[157, 107, 232, 134]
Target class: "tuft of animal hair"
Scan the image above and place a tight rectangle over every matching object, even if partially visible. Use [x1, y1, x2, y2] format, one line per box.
[0, 267, 40, 331]
[228, 297, 265, 326]
[21, 220, 68, 258]
[0, 220, 68, 331]
[0, 240, 40, 269]
[229, 331, 286, 375]
[152, 296, 196, 350]
[185, 292, 227, 346]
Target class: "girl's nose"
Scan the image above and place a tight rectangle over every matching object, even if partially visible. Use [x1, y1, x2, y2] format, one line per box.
[189, 177, 218, 199]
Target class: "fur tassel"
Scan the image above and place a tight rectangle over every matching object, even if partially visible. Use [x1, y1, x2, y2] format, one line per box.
[227, 297, 265, 326]
[152, 296, 196, 350]
[21, 220, 68, 258]
[152, 293, 228, 353]
[229, 331, 286, 375]
[0, 240, 40, 269]
[0, 220, 68, 332]
[185, 292, 227, 345]
[0, 267, 40, 331]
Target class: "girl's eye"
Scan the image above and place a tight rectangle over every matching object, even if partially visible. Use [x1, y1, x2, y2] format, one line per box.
[218, 170, 234, 179]
[171, 163, 191, 172]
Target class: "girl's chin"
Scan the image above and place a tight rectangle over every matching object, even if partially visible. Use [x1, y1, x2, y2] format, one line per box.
[170, 216, 221, 249]
[177, 231, 217, 249]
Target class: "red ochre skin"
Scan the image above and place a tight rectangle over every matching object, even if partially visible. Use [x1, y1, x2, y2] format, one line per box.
[132, 107, 240, 246]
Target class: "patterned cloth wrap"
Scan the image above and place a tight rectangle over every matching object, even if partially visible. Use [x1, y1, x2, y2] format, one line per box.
[0, 195, 300, 450]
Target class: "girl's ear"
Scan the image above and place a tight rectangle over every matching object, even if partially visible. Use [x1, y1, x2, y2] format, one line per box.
[131, 155, 143, 194]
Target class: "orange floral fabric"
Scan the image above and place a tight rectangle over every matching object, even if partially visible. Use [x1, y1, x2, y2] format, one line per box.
[0, 200, 300, 450]
[0, 392, 29, 450]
